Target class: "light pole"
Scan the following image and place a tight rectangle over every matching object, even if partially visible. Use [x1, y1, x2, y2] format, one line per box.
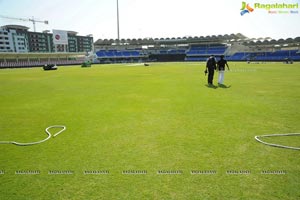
[117, 0, 120, 41]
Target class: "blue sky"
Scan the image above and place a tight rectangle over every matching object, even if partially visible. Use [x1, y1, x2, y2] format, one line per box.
[0, 0, 299, 40]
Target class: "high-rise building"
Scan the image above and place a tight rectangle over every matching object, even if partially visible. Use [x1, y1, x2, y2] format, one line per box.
[0, 25, 93, 53]
[0, 25, 29, 52]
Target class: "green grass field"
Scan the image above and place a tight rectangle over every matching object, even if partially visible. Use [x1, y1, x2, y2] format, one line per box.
[0, 62, 299, 199]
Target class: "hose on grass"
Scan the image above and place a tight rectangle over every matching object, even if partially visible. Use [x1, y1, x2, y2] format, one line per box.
[0, 125, 66, 146]
[255, 133, 300, 150]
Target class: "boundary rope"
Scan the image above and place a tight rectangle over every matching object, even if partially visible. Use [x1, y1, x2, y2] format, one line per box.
[255, 133, 300, 150]
[0, 125, 66, 146]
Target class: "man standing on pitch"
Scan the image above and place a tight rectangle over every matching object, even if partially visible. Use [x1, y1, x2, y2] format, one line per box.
[217, 55, 230, 85]
[206, 55, 217, 85]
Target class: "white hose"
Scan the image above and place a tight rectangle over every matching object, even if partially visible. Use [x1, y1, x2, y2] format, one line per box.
[0, 125, 66, 146]
[255, 133, 300, 150]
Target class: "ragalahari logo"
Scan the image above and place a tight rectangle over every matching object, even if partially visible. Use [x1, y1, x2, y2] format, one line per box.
[240, 2, 254, 15]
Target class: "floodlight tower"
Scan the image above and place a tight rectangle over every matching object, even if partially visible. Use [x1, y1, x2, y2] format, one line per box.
[117, 0, 120, 41]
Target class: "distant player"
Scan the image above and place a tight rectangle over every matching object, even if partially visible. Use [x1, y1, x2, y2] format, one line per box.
[217, 55, 230, 85]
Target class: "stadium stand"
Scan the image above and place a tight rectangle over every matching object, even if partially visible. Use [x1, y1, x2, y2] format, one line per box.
[226, 50, 300, 61]
[185, 45, 228, 61]
[93, 34, 300, 63]
[0, 52, 86, 68]
[95, 50, 148, 63]
[96, 50, 143, 58]
[226, 52, 248, 61]
[1, 33, 300, 68]
[0, 59, 84, 68]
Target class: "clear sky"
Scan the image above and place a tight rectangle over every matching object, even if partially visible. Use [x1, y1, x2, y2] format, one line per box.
[0, 0, 299, 41]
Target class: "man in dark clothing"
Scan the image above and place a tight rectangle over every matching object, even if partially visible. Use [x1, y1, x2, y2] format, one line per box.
[217, 55, 230, 85]
[206, 55, 217, 85]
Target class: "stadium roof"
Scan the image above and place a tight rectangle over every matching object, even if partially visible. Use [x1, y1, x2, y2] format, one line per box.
[243, 37, 300, 47]
[1, 24, 30, 31]
[94, 33, 248, 46]
[94, 33, 300, 48]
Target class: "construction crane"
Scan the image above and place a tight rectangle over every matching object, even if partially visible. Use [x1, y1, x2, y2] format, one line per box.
[0, 15, 48, 32]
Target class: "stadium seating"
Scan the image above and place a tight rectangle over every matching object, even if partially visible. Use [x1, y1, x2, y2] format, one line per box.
[184, 57, 207, 61]
[95, 48, 300, 63]
[157, 50, 185, 54]
[185, 45, 228, 61]
[226, 50, 300, 61]
[227, 52, 248, 61]
[96, 50, 142, 58]
[93, 35, 300, 63]
[186, 46, 227, 56]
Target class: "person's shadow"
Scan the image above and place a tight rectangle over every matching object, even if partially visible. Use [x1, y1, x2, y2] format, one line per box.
[205, 84, 231, 89]
[205, 84, 218, 89]
[218, 84, 231, 89]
